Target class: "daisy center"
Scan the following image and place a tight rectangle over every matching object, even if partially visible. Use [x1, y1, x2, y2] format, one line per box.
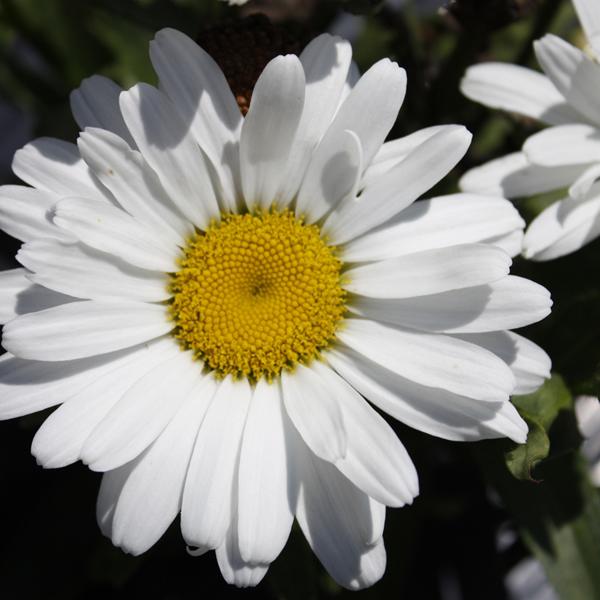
[169, 210, 346, 380]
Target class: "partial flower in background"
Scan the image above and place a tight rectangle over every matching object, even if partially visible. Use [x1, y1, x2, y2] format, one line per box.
[0, 29, 551, 589]
[460, 0, 600, 261]
[575, 395, 600, 484]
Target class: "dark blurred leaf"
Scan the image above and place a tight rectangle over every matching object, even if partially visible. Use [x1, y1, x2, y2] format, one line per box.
[505, 413, 549, 481]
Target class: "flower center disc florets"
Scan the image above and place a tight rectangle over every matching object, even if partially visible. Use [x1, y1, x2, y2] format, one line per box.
[170, 210, 346, 381]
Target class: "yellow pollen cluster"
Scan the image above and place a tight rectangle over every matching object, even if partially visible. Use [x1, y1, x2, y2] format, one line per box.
[169, 211, 346, 380]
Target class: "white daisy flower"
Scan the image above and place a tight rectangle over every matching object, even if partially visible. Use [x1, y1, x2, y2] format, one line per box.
[460, 0, 600, 261]
[0, 29, 552, 589]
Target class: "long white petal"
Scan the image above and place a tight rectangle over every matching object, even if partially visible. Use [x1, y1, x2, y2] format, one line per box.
[292, 427, 387, 590]
[31, 337, 179, 468]
[0, 185, 70, 242]
[53, 197, 178, 272]
[523, 124, 600, 167]
[12, 138, 111, 203]
[534, 34, 600, 126]
[96, 461, 138, 538]
[3, 300, 172, 361]
[281, 363, 347, 463]
[150, 28, 242, 211]
[110, 376, 218, 555]
[277, 34, 352, 205]
[461, 62, 581, 125]
[573, 0, 600, 59]
[459, 152, 588, 198]
[237, 379, 293, 564]
[348, 275, 552, 333]
[342, 194, 524, 262]
[77, 128, 190, 243]
[18, 239, 170, 302]
[70, 75, 135, 146]
[337, 318, 515, 401]
[81, 349, 201, 471]
[344, 244, 511, 299]
[181, 376, 251, 550]
[456, 332, 551, 395]
[324, 126, 471, 244]
[119, 83, 219, 229]
[240, 55, 305, 211]
[328, 347, 528, 443]
[315, 362, 418, 507]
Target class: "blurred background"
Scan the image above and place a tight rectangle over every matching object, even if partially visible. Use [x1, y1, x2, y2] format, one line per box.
[0, 0, 598, 598]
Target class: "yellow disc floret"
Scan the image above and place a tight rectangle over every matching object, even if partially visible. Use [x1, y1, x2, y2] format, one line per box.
[169, 210, 346, 380]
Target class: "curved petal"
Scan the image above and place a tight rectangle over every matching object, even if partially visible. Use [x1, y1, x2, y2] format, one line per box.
[281, 363, 347, 463]
[181, 376, 251, 550]
[119, 83, 219, 229]
[573, 0, 600, 56]
[337, 318, 516, 401]
[344, 244, 511, 299]
[523, 124, 600, 167]
[150, 28, 243, 211]
[324, 126, 471, 244]
[18, 239, 170, 302]
[31, 337, 179, 468]
[534, 34, 600, 126]
[347, 276, 552, 333]
[12, 138, 111, 203]
[70, 75, 136, 146]
[80, 349, 201, 471]
[77, 128, 190, 243]
[460, 62, 581, 125]
[239, 55, 305, 211]
[110, 376, 217, 554]
[342, 194, 524, 262]
[2, 300, 172, 361]
[53, 197, 178, 272]
[328, 347, 528, 443]
[237, 379, 294, 564]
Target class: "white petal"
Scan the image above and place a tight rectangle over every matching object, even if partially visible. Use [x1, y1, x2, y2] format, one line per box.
[457, 332, 551, 395]
[31, 337, 179, 468]
[0, 268, 71, 324]
[459, 152, 588, 198]
[324, 126, 471, 244]
[320, 58, 406, 170]
[534, 34, 600, 126]
[70, 76, 136, 146]
[0, 339, 168, 420]
[53, 197, 177, 272]
[110, 376, 218, 555]
[292, 429, 387, 590]
[328, 347, 528, 443]
[18, 239, 170, 302]
[237, 379, 293, 564]
[277, 34, 352, 205]
[97, 462, 138, 538]
[573, 0, 600, 56]
[77, 128, 190, 243]
[295, 129, 362, 223]
[12, 138, 111, 203]
[3, 300, 172, 361]
[348, 275, 552, 333]
[337, 318, 515, 401]
[181, 376, 251, 550]
[150, 28, 242, 211]
[119, 83, 219, 229]
[0, 185, 70, 242]
[344, 244, 511, 299]
[281, 363, 347, 463]
[361, 125, 450, 188]
[240, 55, 305, 210]
[315, 362, 418, 507]
[485, 229, 525, 258]
[460, 63, 581, 125]
[81, 349, 201, 471]
[342, 194, 524, 262]
[523, 124, 600, 167]
[569, 163, 600, 198]
[523, 193, 600, 260]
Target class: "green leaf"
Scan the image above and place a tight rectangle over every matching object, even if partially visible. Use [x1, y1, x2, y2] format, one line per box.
[505, 413, 549, 481]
